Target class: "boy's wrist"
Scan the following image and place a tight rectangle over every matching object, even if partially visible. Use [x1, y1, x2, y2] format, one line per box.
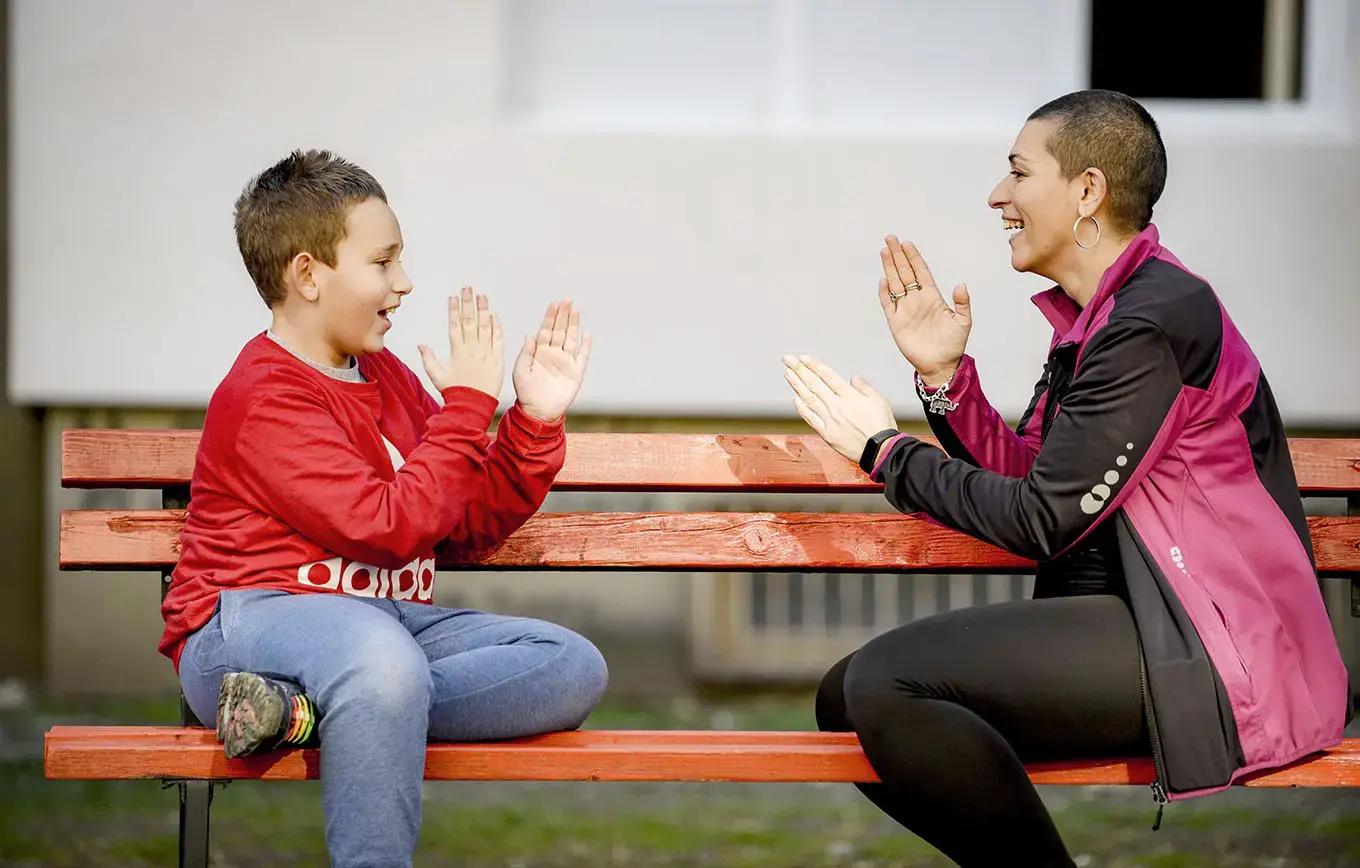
[436, 385, 501, 432]
[510, 400, 565, 430]
[439, 384, 500, 410]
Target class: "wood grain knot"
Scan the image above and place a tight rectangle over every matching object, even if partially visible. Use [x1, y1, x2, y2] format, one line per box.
[740, 522, 772, 553]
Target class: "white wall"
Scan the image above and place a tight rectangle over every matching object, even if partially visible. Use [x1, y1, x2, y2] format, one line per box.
[10, 1, 1360, 424]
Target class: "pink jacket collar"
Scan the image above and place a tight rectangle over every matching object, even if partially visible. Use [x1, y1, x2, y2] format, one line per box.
[1031, 223, 1163, 344]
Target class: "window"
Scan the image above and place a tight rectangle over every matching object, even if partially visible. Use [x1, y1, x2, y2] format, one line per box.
[1090, 0, 1304, 101]
[502, 0, 1347, 138]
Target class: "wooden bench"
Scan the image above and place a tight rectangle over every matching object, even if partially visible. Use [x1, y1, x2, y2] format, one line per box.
[48, 430, 1360, 867]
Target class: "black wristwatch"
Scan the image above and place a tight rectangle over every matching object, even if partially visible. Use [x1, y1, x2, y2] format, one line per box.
[859, 428, 901, 475]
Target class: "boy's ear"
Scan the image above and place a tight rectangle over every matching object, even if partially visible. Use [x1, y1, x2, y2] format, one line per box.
[286, 252, 321, 303]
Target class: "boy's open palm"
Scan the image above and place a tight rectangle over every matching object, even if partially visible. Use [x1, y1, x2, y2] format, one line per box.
[419, 287, 505, 399]
[513, 301, 592, 422]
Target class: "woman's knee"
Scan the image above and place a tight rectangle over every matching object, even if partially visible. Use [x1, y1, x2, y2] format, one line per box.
[842, 627, 935, 730]
[818, 625, 934, 735]
[815, 652, 856, 732]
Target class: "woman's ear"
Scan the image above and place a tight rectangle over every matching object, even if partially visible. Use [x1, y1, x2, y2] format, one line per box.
[1078, 166, 1109, 219]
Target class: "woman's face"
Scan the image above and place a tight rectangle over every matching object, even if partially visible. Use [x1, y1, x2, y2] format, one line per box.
[988, 119, 1088, 280]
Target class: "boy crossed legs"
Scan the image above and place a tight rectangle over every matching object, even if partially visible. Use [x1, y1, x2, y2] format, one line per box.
[180, 593, 605, 864]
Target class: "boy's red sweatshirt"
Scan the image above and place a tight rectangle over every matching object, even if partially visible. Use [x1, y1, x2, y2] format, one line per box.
[159, 333, 565, 670]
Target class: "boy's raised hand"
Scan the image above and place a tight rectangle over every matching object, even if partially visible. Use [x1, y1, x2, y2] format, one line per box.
[419, 286, 505, 399]
[512, 301, 592, 423]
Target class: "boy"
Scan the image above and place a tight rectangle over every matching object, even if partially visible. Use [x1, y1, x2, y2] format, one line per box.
[160, 149, 608, 867]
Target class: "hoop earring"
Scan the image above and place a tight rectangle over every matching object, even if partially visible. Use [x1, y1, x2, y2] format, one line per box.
[1073, 215, 1100, 249]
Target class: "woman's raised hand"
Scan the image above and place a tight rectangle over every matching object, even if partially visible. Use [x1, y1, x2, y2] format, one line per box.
[878, 236, 972, 386]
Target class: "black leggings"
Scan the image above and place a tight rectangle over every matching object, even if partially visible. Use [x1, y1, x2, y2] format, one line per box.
[816, 595, 1149, 868]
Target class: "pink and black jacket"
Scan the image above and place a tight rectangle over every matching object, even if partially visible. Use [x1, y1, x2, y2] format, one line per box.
[871, 224, 1350, 803]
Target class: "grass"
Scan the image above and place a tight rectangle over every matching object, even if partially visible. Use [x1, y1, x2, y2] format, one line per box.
[3, 694, 1359, 867]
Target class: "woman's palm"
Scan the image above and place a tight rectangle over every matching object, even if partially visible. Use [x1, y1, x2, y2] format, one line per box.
[877, 237, 972, 381]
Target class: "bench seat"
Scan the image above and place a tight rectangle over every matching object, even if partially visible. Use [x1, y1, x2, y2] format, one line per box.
[45, 726, 1360, 787]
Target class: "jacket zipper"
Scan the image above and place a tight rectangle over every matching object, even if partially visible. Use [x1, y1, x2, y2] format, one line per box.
[1040, 352, 1071, 443]
[1044, 343, 1169, 826]
[1137, 639, 1170, 830]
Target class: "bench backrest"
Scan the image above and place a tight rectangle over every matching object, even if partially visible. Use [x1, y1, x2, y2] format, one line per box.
[59, 431, 1360, 576]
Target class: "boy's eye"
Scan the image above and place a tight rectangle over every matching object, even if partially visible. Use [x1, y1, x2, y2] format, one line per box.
[376, 259, 390, 267]
[1010, 170, 1024, 179]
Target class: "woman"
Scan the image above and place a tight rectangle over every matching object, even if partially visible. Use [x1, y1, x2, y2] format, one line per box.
[782, 89, 1350, 867]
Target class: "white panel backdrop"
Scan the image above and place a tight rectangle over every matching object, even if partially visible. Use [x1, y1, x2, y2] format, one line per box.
[10, 1, 1360, 423]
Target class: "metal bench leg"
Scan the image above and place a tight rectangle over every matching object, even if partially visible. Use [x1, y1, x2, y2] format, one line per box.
[160, 487, 217, 867]
[177, 780, 214, 868]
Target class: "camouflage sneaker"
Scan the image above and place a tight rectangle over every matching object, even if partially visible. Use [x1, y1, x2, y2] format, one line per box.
[215, 671, 321, 759]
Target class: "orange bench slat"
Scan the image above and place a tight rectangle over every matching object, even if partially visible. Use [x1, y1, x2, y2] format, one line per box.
[58, 509, 1360, 574]
[43, 727, 1360, 787]
[61, 430, 1360, 495]
[59, 509, 1033, 572]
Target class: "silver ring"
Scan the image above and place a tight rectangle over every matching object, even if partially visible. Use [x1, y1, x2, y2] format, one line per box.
[888, 282, 920, 303]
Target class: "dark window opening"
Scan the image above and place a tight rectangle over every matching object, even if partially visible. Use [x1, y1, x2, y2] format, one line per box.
[1090, 0, 1305, 101]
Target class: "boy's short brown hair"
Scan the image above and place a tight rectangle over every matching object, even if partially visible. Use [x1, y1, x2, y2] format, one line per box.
[233, 149, 387, 307]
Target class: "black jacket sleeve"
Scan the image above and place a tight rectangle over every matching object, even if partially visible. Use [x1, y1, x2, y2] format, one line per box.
[874, 318, 1185, 560]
